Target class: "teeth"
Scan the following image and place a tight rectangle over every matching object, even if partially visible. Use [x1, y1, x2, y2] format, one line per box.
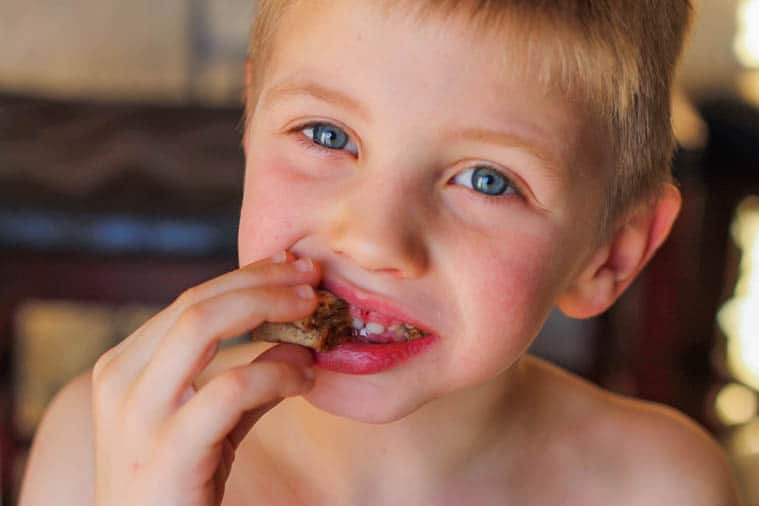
[346, 306, 428, 343]
[365, 322, 385, 335]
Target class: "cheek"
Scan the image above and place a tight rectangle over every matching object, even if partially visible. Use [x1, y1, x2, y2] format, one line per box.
[238, 154, 320, 265]
[474, 251, 553, 334]
[445, 228, 566, 367]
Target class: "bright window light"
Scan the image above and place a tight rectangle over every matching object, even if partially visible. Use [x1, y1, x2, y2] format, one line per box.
[715, 382, 758, 426]
[735, 0, 759, 68]
[718, 197, 759, 390]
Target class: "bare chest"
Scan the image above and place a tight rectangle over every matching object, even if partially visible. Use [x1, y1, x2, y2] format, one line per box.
[218, 453, 618, 506]
[220, 481, 616, 506]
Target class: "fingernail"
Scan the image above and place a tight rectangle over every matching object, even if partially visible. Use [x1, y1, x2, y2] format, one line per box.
[295, 284, 315, 299]
[271, 251, 288, 263]
[294, 258, 314, 272]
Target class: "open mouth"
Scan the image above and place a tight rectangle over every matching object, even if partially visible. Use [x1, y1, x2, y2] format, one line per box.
[346, 305, 427, 343]
[250, 287, 432, 353]
[326, 299, 429, 348]
[322, 292, 430, 349]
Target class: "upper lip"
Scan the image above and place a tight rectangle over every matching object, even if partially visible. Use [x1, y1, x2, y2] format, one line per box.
[320, 276, 438, 336]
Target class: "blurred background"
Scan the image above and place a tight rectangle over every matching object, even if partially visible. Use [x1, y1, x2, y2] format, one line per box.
[1, 0, 759, 504]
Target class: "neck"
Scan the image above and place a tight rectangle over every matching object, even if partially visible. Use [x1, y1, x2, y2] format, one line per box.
[253, 359, 531, 501]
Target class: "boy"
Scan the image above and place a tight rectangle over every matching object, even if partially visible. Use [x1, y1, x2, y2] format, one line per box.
[19, 0, 742, 505]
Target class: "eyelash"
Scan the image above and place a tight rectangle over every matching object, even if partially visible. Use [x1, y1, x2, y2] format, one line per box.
[289, 121, 524, 202]
[289, 121, 356, 159]
[293, 129, 339, 157]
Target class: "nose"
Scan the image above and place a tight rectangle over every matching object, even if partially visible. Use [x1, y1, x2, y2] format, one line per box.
[326, 177, 430, 279]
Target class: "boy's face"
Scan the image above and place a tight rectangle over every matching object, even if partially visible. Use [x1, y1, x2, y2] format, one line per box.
[240, 0, 611, 422]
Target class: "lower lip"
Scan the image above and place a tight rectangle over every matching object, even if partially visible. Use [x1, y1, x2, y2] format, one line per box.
[314, 336, 437, 375]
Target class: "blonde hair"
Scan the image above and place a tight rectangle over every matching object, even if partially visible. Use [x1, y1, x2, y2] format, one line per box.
[246, 0, 693, 234]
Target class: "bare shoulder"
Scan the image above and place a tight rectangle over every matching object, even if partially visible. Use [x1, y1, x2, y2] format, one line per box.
[17, 369, 96, 506]
[605, 391, 742, 506]
[521, 356, 742, 506]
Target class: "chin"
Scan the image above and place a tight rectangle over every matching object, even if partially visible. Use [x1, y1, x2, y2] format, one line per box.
[302, 370, 434, 424]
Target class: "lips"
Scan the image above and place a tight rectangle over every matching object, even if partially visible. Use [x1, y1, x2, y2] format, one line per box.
[314, 337, 437, 374]
[320, 277, 435, 341]
[315, 277, 439, 374]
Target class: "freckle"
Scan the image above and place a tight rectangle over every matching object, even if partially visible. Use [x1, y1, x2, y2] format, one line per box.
[130, 461, 143, 473]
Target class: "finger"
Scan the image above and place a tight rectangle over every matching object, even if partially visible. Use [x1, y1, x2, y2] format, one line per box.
[99, 253, 319, 395]
[213, 436, 236, 501]
[226, 344, 314, 449]
[161, 358, 314, 469]
[254, 342, 315, 368]
[228, 400, 280, 450]
[112, 251, 312, 365]
[130, 285, 318, 422]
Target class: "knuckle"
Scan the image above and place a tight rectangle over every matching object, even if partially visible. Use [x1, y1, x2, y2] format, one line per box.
[268, 361, 294, 381]
[176, 303, 210, 334]
[91, 363, 119, 409]
[216, 371, 250, 404]
[256, 361, 295, 394]
[92, 348, 121, 389]
[92, 350, 113, 381]
[216, 362, 293, 404]
[176, 285, 202, 308]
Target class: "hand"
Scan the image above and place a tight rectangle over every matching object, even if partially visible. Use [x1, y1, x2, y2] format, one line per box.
[91, 252, 320, 506]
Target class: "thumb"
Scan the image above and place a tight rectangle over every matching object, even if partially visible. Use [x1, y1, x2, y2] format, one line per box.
[254, 342, 316, 368]
[227, 344, 315, 449]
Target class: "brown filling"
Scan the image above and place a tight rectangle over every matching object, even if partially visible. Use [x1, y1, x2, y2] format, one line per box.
[253, 290, 429, 350]
[312, 291, 428, 348]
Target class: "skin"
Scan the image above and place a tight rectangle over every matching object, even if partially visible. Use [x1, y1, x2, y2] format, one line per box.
[227, 1, 736, 503]
[17, 1, 741, 505]
[240, 0, 610, 424]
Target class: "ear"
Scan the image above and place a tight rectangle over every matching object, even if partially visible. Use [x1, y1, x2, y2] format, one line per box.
[557, 183, 682, 319]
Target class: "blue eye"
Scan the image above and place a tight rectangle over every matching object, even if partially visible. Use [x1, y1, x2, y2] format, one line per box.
[302, 123, 359, 155]
[453, 166, 515, 197]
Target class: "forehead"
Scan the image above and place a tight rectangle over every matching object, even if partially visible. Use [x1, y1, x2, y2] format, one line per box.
[258, 0, 607, 180]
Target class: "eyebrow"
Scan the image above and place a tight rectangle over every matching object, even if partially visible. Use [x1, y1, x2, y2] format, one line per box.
[261, 79, 565, 177]
[260, 79, 371, 122]
[449, 128, 566, 178]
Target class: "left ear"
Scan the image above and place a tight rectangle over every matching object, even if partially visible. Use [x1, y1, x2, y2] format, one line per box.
[557, 182, 682, 319]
